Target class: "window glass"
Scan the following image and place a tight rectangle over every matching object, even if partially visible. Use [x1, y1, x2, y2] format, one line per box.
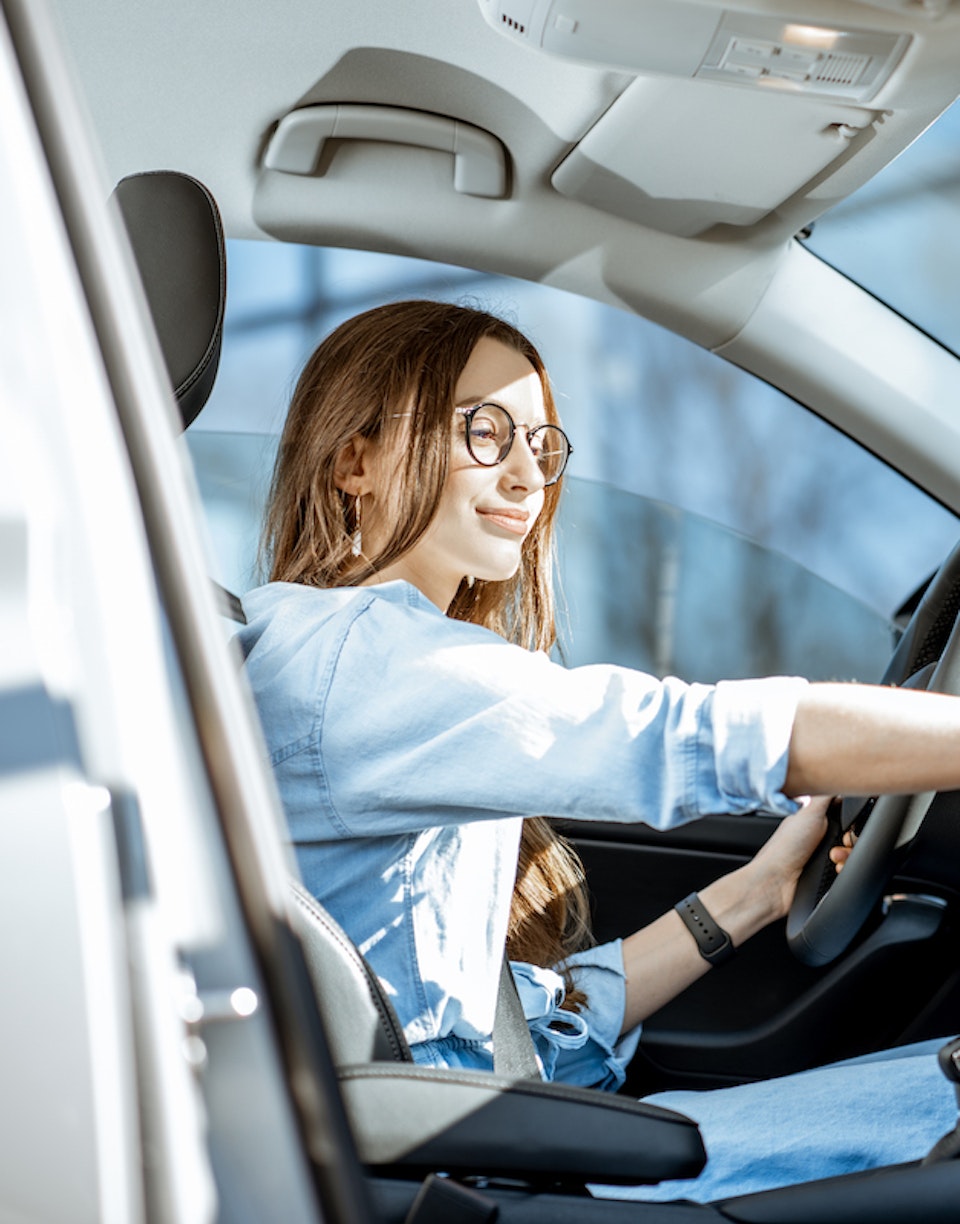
[556, 484, 893, 682]
[226, 241, 315, 321]
[803, 100, 960, 357]
[187, 240, 959, 684]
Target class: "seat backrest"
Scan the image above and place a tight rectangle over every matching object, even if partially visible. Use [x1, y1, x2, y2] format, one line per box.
[287, 878, 412, 1064]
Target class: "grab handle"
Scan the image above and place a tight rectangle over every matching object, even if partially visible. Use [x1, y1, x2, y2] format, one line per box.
[264, 104, 507, 198]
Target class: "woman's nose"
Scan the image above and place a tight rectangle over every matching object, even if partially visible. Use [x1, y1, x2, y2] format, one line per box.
[502, 429, 545, 490]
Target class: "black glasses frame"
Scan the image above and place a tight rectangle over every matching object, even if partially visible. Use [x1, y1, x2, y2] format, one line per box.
[455, 403, 573, 486]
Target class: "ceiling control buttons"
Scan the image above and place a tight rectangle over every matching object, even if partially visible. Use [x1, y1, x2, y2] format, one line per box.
[697, 15, 908, 101]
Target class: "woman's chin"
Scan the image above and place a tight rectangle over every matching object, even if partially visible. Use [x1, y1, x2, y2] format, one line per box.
[471, 558, 522, 585]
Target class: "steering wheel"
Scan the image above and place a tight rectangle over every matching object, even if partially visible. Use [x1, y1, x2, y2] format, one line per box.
[786, 538, 960, 967]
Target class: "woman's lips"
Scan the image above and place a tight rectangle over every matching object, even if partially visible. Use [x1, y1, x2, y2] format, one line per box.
[476, 507, 529, 536]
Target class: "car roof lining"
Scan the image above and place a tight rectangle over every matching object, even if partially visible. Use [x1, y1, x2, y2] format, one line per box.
[50, 0, 960, 348]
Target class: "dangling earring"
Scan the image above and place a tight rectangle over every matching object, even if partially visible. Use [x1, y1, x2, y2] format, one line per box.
[466, 575, 475, 589]
[351, 494, 362, 557]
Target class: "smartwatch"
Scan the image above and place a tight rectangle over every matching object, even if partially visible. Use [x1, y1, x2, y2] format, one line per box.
[675, 891, 737, 966]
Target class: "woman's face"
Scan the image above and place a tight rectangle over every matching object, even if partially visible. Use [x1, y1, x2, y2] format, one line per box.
[372, 337, 548, 609]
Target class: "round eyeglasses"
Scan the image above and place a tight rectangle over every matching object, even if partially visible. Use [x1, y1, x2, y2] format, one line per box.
[456, 403, 573, 486]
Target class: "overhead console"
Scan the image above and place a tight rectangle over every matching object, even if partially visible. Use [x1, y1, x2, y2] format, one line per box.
[478, 0, 960, 236]
[478, 0, 910, 103]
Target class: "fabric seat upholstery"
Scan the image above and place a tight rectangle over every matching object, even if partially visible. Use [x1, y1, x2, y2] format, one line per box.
[288, 878, 412, 1064]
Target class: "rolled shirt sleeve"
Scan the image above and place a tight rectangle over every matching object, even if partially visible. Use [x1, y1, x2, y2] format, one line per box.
[512, 940, 642, 1092]
[701, 678, 808, 817]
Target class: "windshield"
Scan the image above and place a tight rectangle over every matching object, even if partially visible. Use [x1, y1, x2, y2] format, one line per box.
[187, 241, 960, 688]
[803, 99, 960, 356]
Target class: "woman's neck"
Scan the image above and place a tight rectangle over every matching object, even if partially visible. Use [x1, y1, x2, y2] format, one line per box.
[360, 559, 459, 612]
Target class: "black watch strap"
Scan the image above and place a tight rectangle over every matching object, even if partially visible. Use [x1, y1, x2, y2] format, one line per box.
[675, 892, 736, 966]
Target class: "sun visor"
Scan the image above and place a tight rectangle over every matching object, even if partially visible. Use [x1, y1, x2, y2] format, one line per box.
[551, 77, 879, 236]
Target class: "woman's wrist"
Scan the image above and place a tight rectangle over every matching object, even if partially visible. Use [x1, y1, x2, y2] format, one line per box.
[698, 862, 784, 949]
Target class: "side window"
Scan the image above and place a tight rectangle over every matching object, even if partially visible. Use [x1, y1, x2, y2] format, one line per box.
[557, 476, 897, 682]
[186, 241, 959, 685]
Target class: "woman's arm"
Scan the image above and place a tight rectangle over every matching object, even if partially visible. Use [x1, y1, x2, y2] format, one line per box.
[619, 797, 830, 1033]
[786, 682, 960, 799]
[619, 680, 960, 1033]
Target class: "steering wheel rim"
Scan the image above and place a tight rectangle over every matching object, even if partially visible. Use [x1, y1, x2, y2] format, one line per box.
[786, 538, 960, 967]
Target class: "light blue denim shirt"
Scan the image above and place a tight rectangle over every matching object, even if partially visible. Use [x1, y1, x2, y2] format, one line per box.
[239, 580, 806, 1089]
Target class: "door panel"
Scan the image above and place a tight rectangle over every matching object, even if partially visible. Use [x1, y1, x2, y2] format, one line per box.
[556, 815, 960, 1097]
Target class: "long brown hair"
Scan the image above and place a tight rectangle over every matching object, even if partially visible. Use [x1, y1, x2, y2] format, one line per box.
[263, 298, 560, 651]
[263, 299, 593, 1008]
[507, 818, 593, 1012]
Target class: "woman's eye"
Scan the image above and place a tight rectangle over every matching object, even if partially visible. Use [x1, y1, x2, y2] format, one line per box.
[470, 419, 498, 441]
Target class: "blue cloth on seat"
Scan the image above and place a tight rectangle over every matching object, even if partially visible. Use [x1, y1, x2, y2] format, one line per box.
[590, 1037, 957, 1203]
[513, 946, 642, 1090]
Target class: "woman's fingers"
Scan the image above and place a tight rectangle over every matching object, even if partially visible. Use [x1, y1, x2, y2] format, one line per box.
[829, 828, 857, 872]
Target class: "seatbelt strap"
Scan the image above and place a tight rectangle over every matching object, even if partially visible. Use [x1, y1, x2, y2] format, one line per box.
[492, 957, 541, 1079]
[922, 1036, 960, 1164]
[213, 579, 246, 623]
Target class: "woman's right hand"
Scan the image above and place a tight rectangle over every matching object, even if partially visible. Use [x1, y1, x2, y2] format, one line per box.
[744, 795, 833, 920]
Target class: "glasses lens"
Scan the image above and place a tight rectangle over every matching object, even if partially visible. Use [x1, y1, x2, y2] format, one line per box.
[465, 404, 513, 466]
[530, 425, 570, 485]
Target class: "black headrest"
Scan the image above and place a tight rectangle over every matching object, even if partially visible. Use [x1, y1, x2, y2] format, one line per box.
[112, 171, 226, 429]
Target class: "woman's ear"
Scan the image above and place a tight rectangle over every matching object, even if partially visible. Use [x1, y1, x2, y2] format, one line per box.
[333, 435, 373, 496]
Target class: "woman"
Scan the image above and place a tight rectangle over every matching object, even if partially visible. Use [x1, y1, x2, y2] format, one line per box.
[240, 300, 959, 1201]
